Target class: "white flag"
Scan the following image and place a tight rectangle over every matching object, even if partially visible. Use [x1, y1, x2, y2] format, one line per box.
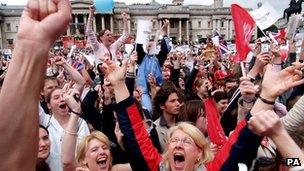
[135, 20, 152, 45]
[249, 1, 280, 30]
[212, 36, 220, 46]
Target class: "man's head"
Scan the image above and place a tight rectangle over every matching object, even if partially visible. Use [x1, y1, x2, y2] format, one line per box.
[224, 77, 238, 93]
[41, 76, 59, 99]
[153, 81, 180, 119]
[213, 91, 228, 116]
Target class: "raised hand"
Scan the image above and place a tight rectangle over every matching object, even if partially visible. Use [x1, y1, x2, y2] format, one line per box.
[64, 88, 82, 113]
[18, 0, 71, 46]
[248, 110, 283, 137]
[129, 51, 138, 65]
[122, 12, 128, 23]
[162, 19, 170, 29]
[89, 5, 95, 14]
[239, 76, 258, 101]
[148, 73, 157, 87]
[101, 59, 128, 86]
[252, 52, 271, 72]
[261, 64, 304, 101]
[54, 55, 66, 66]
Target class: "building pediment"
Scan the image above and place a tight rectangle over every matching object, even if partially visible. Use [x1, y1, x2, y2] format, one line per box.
[71, 0, 92, 9]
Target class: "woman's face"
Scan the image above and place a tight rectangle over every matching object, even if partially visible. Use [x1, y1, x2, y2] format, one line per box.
[168, 130, 202, 171]
[84, 139, 111, 171]
[195, 108, 206, 134]
[100, 30, 113, 47]
[38, 128, 51, 160]
[196, 80, 210, 97]
[48, 89, 69, 116]
[178, 77, 185, 90]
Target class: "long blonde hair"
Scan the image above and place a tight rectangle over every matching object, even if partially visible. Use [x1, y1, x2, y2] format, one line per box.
[162, 122, 213, 170]
[76, 131, 112, 168]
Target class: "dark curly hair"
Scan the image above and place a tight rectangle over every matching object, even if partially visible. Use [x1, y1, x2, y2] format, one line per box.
[152, 81, 178, 120]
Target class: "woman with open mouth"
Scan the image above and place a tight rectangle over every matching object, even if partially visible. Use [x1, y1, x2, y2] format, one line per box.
[61, 89, 131, 171]
[101, 57, 280, 171]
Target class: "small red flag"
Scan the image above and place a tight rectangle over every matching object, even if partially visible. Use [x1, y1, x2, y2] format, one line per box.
[231, 4, 255, 62]
[204, 98, 227, 148]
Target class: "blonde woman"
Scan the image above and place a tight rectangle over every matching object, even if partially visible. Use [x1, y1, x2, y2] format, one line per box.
[61, 89, 131, 171]
[100, 58, 291, 170]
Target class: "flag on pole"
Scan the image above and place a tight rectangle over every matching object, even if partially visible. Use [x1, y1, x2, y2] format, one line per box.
[272, 28, 286, 40]
[231, 4, 255, 62]
[212, 30, 228, 56]
[204, 98, 227, 147]
[249, 1, 280, 30]
[219, 40, 228, 55]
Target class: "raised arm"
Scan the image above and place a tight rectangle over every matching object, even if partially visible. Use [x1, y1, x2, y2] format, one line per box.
[251, 64, 304, 115]
[0, 0, 71, 170]
[249, 110, 304, 168]
[101, 59, 162, 171]
[61, 89, 82, 171]
[111, 12, 129, 53]
[54, 55, 85, 93]
[156, 19, 171, 67]
[86, 5, 100, 52]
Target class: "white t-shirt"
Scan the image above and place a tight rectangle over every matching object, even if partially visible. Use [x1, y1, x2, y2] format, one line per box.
[39, 104, 90, 171]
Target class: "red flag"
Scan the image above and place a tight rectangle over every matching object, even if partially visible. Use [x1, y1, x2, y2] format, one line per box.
[204, 98, 227, 148]
[273, 28, 286, 40]
[231, 4, 255, 62]
[62, 36, 75, 48]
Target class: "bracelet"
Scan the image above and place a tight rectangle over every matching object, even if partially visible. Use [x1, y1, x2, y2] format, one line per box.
[247, 74, 256, 82]
[70, 110, 82, 116]
[258, 95, 275, 105]
[65, 130, 77, 136]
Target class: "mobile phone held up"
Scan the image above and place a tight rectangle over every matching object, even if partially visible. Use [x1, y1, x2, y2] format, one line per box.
[261, 43, 269, 53]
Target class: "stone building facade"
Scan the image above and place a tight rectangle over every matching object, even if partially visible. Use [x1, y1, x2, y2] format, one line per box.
[0, 0, 236, 49]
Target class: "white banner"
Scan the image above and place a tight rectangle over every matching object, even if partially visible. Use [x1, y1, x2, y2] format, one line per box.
[135, 20, 152, 45]
[249, 1, 280, 30]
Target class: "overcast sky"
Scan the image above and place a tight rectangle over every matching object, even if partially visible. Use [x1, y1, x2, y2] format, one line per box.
[0, 0, 289, 16]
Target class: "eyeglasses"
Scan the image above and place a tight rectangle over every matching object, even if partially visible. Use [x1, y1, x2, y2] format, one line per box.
[169, 137, 194, 146]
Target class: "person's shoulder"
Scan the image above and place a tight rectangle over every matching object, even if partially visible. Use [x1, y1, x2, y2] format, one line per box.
[111, 163, 131, 171]
[154, 117, 161, 124]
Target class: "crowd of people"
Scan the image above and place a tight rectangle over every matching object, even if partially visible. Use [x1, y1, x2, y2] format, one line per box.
[0, 0, 304, 171]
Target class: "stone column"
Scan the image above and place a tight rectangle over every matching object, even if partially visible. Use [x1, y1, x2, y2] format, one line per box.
[217, 19, 220, 31]
[67, 24, 71, 36]
[159, 20, 162, 28]
[75, 14, 79, 34]
[110, 15, 114, 33]
[179, 18, 182, 42]
[186, 20, 189, 43]
[225, 20, 229, 39]
[128, 19, 131, 33]
[101, 15, 105, 30]
[83, 14, 87, 24]
[229, 20, 233, 40]
[213, 19, 216, 30]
